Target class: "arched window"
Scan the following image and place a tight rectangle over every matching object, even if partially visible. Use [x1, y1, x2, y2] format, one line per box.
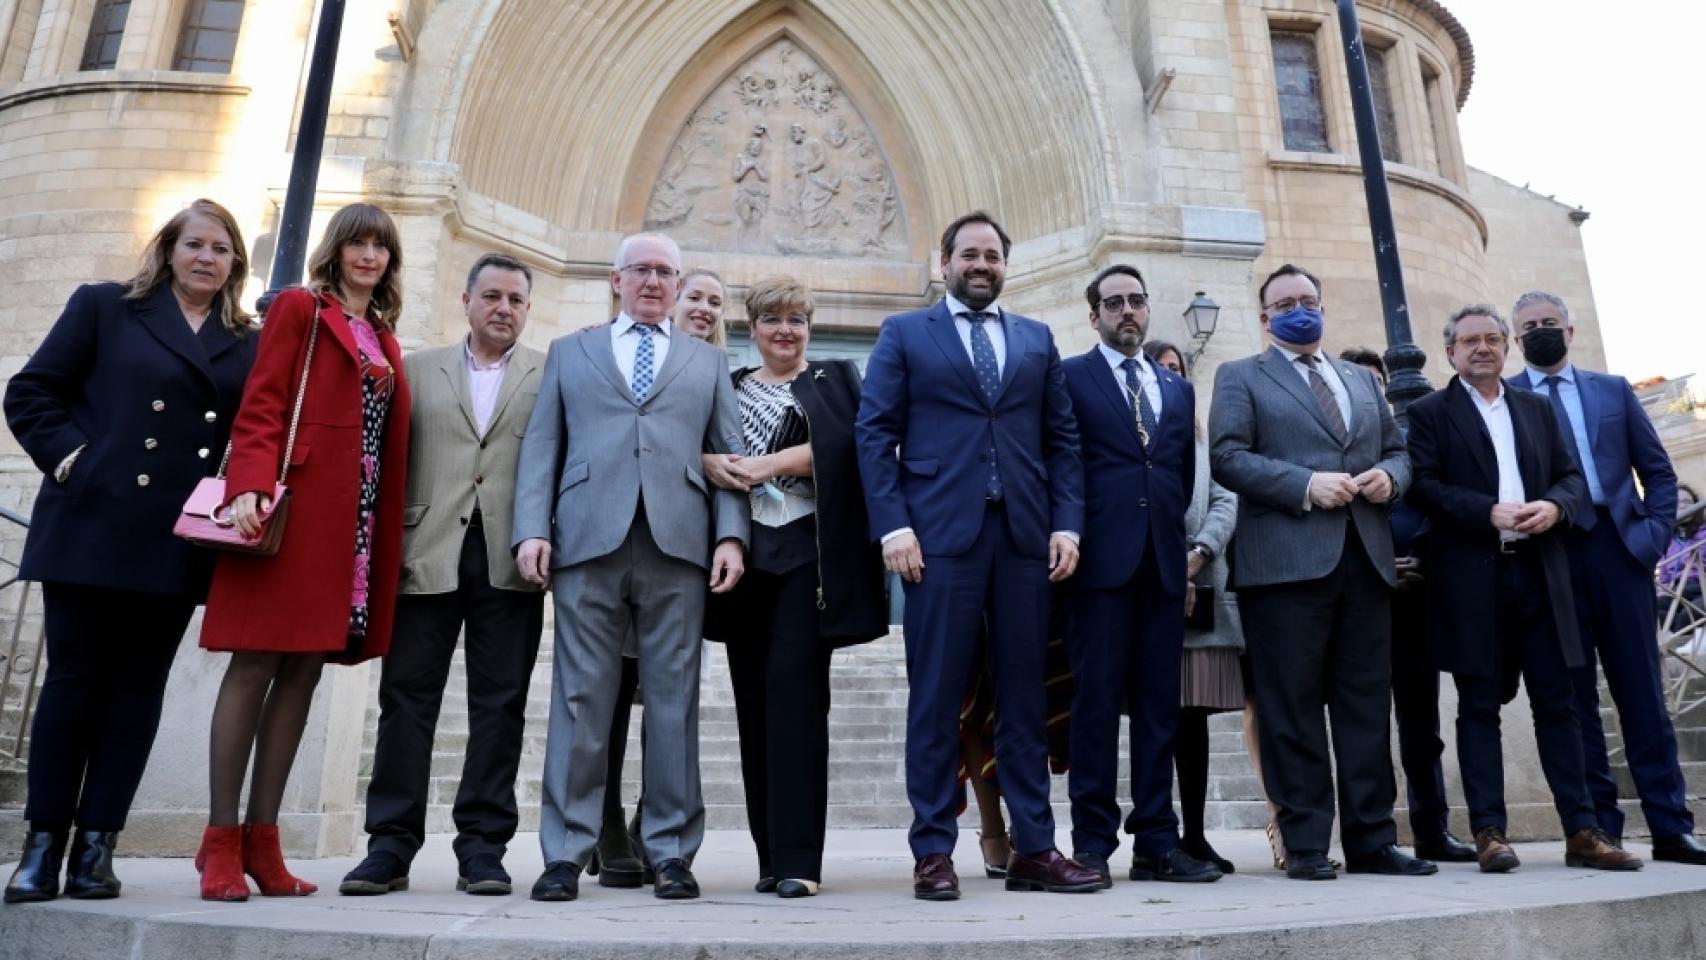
[174, 0, 244, 73]
[79, 0, 131, 71]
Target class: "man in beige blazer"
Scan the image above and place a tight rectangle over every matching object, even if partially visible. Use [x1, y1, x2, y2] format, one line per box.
[340, 253, 546, 898]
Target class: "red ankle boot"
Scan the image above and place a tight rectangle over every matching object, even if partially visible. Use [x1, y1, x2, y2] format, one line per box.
[242, 823, 317, 896]
[197, 825, 251, 901]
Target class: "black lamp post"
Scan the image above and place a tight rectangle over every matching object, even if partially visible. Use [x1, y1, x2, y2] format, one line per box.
[257, 0, 347, 317]
[1183, 291, 1220, 367]
[1334, 0, 1429, 419]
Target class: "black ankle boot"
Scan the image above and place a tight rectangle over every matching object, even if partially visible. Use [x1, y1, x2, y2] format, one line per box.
[4, 830, 69, 903]
[64, 830, 122, 899]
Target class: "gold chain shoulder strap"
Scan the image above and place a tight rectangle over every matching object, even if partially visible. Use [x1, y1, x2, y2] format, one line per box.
[215, 294, 322, 482]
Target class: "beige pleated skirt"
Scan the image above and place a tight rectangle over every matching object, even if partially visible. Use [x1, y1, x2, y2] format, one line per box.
[1180, 646, 1246, 711]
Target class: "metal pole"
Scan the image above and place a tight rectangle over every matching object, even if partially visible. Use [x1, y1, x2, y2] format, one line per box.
[1334, 0, 1428, 419]
[258, 0, 347, 317]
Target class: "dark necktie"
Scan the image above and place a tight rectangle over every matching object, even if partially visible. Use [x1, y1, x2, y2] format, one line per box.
[961, 311, 1003, 500]
[1298, 354, 1348, 443]
[1543, 374, 1597, 530]
[1120, 358, 1157, 449]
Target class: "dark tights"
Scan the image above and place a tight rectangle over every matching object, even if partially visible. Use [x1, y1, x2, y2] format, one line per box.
[1174, 707, 1214, 842]
[208, 651, 325, 825]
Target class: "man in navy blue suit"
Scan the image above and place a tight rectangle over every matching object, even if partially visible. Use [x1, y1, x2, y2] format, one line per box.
[1508, 290, 1706, 864]
[1059, 265, 1219, 886]
[856, 211, 1099, 900]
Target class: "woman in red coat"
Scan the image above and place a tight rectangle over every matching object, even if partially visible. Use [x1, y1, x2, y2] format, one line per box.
[194, 203, 412, 901]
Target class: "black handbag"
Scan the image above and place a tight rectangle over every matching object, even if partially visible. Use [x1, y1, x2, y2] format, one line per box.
[1186, 584, 1215, 631]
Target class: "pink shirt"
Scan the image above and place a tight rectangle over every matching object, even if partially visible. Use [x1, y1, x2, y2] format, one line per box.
[464, 337, 515, 435]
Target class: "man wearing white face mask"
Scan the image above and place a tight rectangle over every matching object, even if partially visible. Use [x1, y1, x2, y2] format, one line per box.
[1208, 264, 1429, 881]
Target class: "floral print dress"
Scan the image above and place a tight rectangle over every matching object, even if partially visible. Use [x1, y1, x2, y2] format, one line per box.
[347, 315, 394, 640]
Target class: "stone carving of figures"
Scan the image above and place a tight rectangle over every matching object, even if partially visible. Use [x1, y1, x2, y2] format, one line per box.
[851, 139, 897, 247]
[732, 125, 771, 228]
[786, 123, 844, 230]
[824, 116, 849, 149]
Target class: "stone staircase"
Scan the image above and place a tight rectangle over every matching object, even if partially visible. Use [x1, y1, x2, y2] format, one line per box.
[354, 631, 1270, 834]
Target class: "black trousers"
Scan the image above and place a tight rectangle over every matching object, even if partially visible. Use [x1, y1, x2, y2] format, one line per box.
[725, 562, 833, 881]
[25, 582, 194, 831]
[1390, 581, 1450, 839]
[1452, 547, 1596, 837]
[1239, 525, 1397, 857]
[364, 526, 543, 866]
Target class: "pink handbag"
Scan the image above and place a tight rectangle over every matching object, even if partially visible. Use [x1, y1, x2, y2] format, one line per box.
[173, 311, 319, 556]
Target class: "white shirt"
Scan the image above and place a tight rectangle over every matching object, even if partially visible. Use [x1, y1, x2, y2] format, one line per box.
[1460, 378, 1528, 541]
[611, 312, 673, 387]
[464, 336, 516, 435]
[1271, 342, 1352, 429]
[944, 293, 1007, 376]
[1097, 342, 1164, 422]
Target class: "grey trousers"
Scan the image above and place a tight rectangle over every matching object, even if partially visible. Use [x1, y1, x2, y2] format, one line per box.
[538, 516, 706, 869]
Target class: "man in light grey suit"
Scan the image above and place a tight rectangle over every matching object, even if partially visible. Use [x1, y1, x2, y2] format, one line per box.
[1209, 263, 1431, 881]
[513, 233, 749, 902]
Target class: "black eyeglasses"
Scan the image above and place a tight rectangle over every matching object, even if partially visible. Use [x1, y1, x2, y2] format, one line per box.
[1100, 293, 1149, 312]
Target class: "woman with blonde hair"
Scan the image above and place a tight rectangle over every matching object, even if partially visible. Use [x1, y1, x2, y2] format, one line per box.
[194, 202, 413, 901]
[2, 200, 258, 903]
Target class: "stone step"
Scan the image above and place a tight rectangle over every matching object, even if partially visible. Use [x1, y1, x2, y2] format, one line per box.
[0, 767, 22, 806]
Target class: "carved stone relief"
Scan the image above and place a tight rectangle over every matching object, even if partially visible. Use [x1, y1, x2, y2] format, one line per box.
[644, 39, 906, 258]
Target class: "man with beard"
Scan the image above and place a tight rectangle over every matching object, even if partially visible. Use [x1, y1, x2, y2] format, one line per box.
[1507, 291, 1706, 864]
[856, 211, 1098, 899]
[1058, 265, 1219, 886]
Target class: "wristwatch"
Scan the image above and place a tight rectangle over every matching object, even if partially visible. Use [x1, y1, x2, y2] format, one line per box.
[1189, 543, 1212, 563]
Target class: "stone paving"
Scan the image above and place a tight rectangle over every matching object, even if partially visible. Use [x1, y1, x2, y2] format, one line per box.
[5, 829, 1706, 959]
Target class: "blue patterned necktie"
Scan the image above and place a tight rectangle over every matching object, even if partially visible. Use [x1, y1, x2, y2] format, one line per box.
[1120, 357, 1158, 449]
[631, 323, 656, 402]
[1543, 374, 1597, 530]
[961, 311, 1003, 500]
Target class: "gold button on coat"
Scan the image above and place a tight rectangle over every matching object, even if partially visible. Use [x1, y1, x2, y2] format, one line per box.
[152, 400, 165, 412]
[136, 474, 150, 486]
[144, 438, 158, 450]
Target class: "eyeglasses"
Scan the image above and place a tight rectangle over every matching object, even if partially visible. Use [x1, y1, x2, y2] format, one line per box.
[1100, 293, 1149, 312]
[618, 264, 680, 281]
[1453, 333, 1508, 349]
[756, 314, 810, 328]
[1264, 296, 1322, 313]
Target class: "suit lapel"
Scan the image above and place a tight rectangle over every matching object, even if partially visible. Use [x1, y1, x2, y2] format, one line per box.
[487, 348, 539, 431]
[639, 326, 694, 405]
[1510, 391, 1544, 496]
[1085, 348, 1143, 449]
[1443, 378, 1500, 493]
[437, 345, 481, 437]
[993, 309, 1023, 403]
[580, 322, 639, 407]
[924, 300, 984, 405]
[1256, 346, 1341, 443]
[1331, 358, 1368, 441]
[1575, 367, 1603, 450]
[135, 285, 215, 389]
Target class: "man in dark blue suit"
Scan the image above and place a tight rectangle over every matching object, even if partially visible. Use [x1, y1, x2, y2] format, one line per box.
[856, 211, 1098, 900]
[1508, 290, 1706, 863]
[1059, 265, 1219, 886]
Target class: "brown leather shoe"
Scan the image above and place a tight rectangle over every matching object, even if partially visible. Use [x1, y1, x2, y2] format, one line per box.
[1473, 827, 1520, 873]
[913, 853, 960, 901]
[1566, 828, 1644, 871]
[1005, 848, 1104, 893]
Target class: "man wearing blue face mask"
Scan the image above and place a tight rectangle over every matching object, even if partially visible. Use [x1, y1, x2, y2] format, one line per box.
[1208, 264, 1431, 881]
[1507, 291, 1704, 865]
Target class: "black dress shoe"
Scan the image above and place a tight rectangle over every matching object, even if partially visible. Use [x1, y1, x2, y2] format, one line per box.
[776, 879, 819, 898]
[64, 831, 122, 899]
[456, 853, 512, 895]
[653, 858, 699, 899]
[1414, 831, 1477, 863]
[530, 861, 582, 901]
[4, 830, 68, 904]
[1652, 833, 1706, 865]
[754, 876, 778, 893]
[339, 851, 410, 895]
[1131, 848, 1223, 883]
[590, 820, 645, 888]
[1181, 835, 1236, 875]
[1346, 843, 1438, 876]
[1073, 851, 1113, 889]
[1285, 851, 1337, 881]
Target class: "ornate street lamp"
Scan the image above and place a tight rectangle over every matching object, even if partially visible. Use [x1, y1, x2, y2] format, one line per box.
[1183, 291, 1220, 366]
[258, 0, 347, 317]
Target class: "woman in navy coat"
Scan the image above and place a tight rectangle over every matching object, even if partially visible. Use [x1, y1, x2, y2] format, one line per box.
[1, 200, 258, 903]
